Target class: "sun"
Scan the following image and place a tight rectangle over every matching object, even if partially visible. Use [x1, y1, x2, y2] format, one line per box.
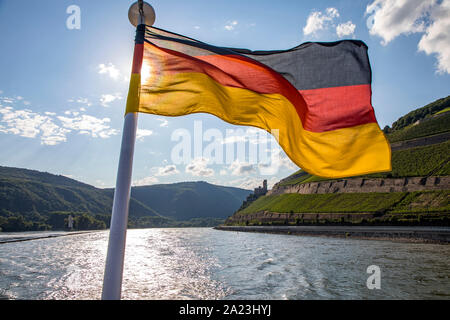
[141, 61, 152, 84]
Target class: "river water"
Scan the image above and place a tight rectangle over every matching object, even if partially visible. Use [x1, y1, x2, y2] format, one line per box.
[0, 228, 449, 300]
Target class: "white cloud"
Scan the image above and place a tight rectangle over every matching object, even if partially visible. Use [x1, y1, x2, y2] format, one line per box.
[258, 149, 298, 175]
[220, 135, 247, 145]
[0, 107, 69, 145]
[40, 120, 70, 146]
[1, 97, 15, 105]
[221, 149, 297, 177]
[100, 93, 122, 107]
[133, 176, 159, 186]
[95, 180, 110, 188]
[226, 176, 279, 190]
[220, 128, 274, 145]
[64, 110, 79, 116]
[303, 7, 340, 36]
[57, 115, 119, 139]
[326, 7, 340, 18]
[75, 97, 92, 107]
[366, 0, 450, 74]
[228, 160, 255, 176]
[157, 118, 169, 127]
[366, 0, 432, 45]
[336, 21, 356, 38]
[154, 164, 179, 176]
[136, 128, 153, 141]
[98, 63, 121, 80]
[0, 97, 119, 145]
[417, 1, 450, 74]
[67, 97, 93, 111]
[185, 158, 215, 177]
[224, 20, 238, 31]
[0, 107, 49, 139]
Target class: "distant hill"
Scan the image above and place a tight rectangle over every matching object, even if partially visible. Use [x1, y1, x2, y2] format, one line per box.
[226, 96, 450, 227]
[0, 166, 93, 188]
[0, 166, 251, 231]
[130, 181, 251, 220]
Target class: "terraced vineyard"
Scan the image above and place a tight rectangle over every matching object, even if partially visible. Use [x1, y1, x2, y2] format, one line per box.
[387, 112, 450, 143]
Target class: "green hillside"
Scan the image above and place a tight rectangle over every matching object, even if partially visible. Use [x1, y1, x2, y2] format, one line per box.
[0, 166, 167, 231]
[130, 181, 251, 221]
[0, 167, 162, 218]
[0, 166, 251, 231]
[0, 170, 111, 216]
[228, 96, 450, 226]
[0, 166, 94, 188]
[387, 112, 450, 143]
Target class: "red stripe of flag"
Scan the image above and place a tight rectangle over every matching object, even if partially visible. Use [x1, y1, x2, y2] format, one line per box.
[299, 84, 376, 132]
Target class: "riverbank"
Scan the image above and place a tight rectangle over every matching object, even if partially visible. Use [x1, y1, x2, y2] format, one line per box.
[214, 225, 450, 244]
[0, 230, 100, 244]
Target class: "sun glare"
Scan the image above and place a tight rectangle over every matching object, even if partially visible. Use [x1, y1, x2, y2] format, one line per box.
[141, 61, 152, 84]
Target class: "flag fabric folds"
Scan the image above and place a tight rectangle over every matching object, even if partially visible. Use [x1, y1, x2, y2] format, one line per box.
[126, 25, 391, 178]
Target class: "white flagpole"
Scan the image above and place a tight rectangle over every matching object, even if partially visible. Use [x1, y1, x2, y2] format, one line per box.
[101, 112, 138, 300]
[101, 1, 155, 300]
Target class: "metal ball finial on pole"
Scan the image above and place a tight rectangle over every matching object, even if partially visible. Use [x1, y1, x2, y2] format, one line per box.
[101, 1, 155, 300]
[128, 1, 155, 27]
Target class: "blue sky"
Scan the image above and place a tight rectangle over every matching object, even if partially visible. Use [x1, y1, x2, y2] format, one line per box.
[0, 0, 449, 190]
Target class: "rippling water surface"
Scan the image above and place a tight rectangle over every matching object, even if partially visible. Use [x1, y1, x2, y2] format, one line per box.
[0, 228, 449, 300]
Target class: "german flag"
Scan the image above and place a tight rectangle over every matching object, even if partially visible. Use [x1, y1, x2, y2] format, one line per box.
[126, 25, 391, 178]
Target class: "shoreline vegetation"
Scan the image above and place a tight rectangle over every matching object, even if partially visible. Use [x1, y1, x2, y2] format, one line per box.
[0, 211, 226, 233]
[0, 230, 100, 244]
